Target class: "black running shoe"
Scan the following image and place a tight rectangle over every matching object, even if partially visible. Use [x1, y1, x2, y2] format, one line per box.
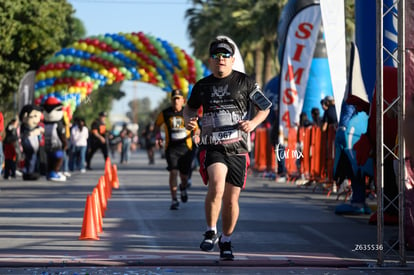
[179, 184, 188, 203]
[199, 230, 218, 252]
[170, 200, 179, 210]
[219, 237, 234, 261]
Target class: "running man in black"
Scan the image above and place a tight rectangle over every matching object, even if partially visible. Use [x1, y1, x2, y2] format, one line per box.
[155, 89, 199, 210]
[184, 37, 271, 260]
[86, 111, 108, 170]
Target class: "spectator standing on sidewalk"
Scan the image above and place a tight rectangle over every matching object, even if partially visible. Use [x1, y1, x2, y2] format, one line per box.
[119, 122, 133, 165]
[321, 96, 338, 132]
[311, 107, 322, 127]
[142, 122, 156, 165]
[184, 37, 270, 260]
[2, 118, 20, 180]
[70, 117, 89, 172]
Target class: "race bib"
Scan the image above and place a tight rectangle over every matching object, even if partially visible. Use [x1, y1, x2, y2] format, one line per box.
[214, 112, 233, 127]
[171, 129, 187, 140]
[212, 129, 240, 142]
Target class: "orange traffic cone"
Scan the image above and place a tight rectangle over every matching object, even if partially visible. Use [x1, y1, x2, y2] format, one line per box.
[92, 187, 103, 233]
[105, 158, 113, 182]
[112, 164, 119, 189]
[97, 177, 107, 215]
[104, 174, 112, 200]
[79, 194, 99, 240]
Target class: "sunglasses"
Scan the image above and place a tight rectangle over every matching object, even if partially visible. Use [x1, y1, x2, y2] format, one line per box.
[210, 53, 232, 59]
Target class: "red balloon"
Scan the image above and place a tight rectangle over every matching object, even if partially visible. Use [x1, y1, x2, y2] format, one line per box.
[92, 39, 100, 46]
[99, 42, 107, 50]
[109, 67, 118, 74]
[116, 75, 125, 82]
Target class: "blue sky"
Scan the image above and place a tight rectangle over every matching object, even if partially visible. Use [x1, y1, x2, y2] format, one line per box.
[68, 0, 194, 119]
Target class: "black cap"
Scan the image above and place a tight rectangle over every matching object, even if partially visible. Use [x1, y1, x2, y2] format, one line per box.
[209, 39, 235, 55]
[99, 111, 107, 117]
[171, 89, 184, 98]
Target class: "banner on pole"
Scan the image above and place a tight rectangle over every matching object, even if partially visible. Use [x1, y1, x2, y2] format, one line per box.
[18, 71, 36, 113]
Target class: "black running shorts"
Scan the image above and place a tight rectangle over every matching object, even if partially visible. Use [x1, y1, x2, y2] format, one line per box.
[199, 149, 250, 189]
[166, 143, 192, 174]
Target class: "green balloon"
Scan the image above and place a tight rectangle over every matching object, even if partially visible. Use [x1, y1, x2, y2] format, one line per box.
[57, 55, 65, 62]
[119, 67, 128, 74]
[65, 56, 73, 63]
[112, 41, 120, 49]
[104, 37, 113, 45]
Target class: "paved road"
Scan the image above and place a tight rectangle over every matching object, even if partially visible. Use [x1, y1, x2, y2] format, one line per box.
[0, 150, 413, 274]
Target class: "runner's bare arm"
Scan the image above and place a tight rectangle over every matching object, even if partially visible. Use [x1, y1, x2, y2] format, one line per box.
[239, 109, 270, 133]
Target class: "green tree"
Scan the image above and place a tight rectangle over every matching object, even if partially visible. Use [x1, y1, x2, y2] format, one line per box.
[345, 0, 355, 44]
[126, 97, 152, 125]
[126, 95, 171, 136]
[186, 0, 286, 87]
[186, 0, 355, 87]
[0, 0, 85, 119]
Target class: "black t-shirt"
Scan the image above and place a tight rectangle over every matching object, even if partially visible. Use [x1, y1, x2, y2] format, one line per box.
[322, 105, 338, 126]
[90, 119, 106, 143]
[187, 70, 257, 154]
[155, 106, 193, 150]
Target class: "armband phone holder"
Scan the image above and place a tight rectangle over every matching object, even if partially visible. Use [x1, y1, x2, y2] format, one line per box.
[249, 88, 272, 110]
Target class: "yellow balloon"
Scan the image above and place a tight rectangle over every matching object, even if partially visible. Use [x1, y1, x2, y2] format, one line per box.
[80, 42, 88, 51]
[36, 72, 46, 81]
[137, 41, 144, 50]
[55, 70, 63, 77]
[93, 63, 102, 70]
[87, 45, 95, 53]
[107, 72, 115, 80]
[131, 35, 138, 43]
[99, 69, 108, 77]
[148, 66, 156, 74]
[138, 68, 146, 75]
[142, 73, 149, 82]
[46, 70, 54, 79]
[63, 113, 70, 125]
[179, 59, 187, 69]
[107, 78, 113, 85]
[182, 90, 188, 98]
[179, 78, 188, 91]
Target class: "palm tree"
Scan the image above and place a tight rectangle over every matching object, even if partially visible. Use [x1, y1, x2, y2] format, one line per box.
[186, 0, 286, 87]
[229, 0, 287, 86]
[186, 1, 237, 60]
[185, 0, 354, 87]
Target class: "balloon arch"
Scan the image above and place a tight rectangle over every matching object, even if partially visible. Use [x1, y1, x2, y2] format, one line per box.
[34, 31, 210, 120]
